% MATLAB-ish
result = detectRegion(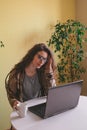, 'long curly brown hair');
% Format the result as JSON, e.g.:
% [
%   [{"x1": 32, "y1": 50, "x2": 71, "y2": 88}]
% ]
[{"x1": 10, "y1": 43, "x2": 55, "y2": 75}]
